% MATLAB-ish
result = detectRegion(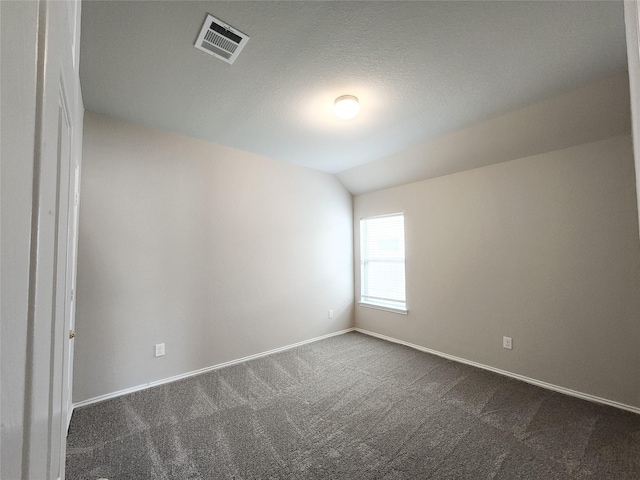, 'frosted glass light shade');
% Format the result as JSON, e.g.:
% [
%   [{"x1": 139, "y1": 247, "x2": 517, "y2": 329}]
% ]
[{"x1": 334, "y1": 95, "x2": 360, "y2": 120}]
